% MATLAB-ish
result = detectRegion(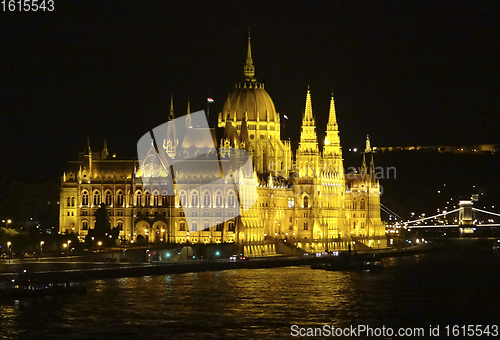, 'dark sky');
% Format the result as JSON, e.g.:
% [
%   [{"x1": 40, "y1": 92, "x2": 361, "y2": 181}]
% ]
[{"x1": 1, "y1": 0, "x2": 499, "y2": 180}]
